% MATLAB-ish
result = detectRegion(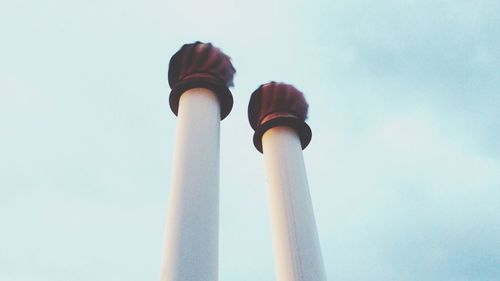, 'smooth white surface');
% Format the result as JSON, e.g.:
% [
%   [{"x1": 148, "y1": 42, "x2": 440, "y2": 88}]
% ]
[
  {"x1": 262, "y1": 126, "x2": 327, "y2": 281},
  {"x1": 160, "y1": 88, "x2": 221, "y2": 281}
]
